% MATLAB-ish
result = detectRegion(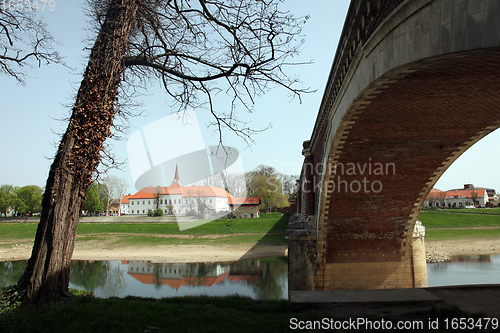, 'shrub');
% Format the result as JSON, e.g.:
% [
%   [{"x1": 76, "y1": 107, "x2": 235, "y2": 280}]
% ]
[
  {"x1": 186, "y1": 209, "x2": 196, "y2": 216},
  {"x1": 154, "y1": 208, "x2": 163, "y2": 217},
  {"x1": 147, "y1": 209, "x2": 154, "y2": 217}
]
